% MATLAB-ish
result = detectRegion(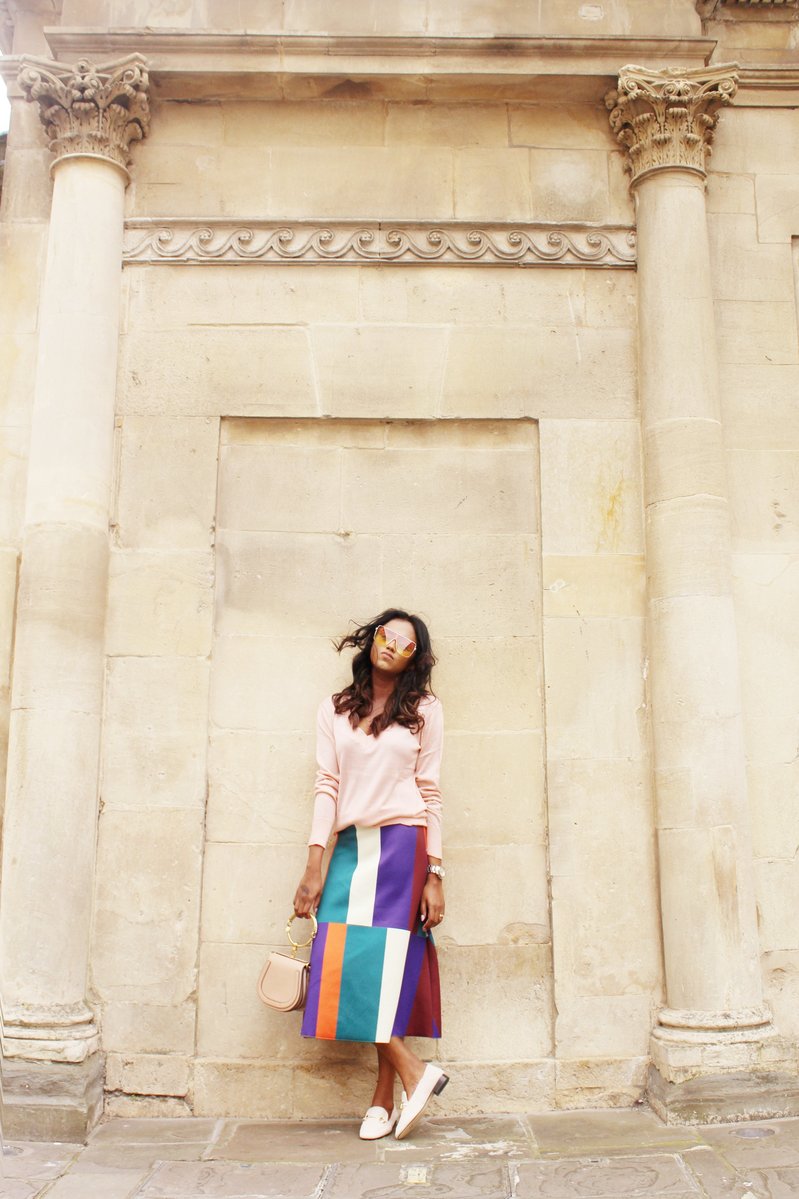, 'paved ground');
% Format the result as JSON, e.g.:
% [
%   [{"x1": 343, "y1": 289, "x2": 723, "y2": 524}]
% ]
[{"x1": 3, "y1": 1106, "x2": 799, "y2": 1198}]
